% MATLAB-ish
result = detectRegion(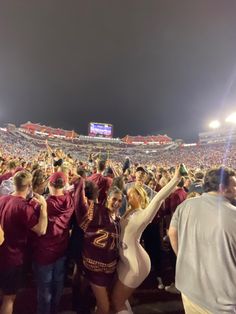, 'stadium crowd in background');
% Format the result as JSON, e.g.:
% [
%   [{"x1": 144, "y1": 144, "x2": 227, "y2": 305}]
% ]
[{"x1": 0, "y1": 129, "x2": 236, "y2": 314}]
